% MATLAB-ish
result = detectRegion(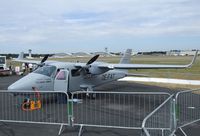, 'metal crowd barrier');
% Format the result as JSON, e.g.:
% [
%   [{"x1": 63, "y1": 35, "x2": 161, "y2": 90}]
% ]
[
  {"x1": 71, "y1": 91, "x2": 171, "y2": 136},
  {"x1": 0, "y1": 90, "x2": 69, "y2": 135},
  {"x1": 142, "y1": 88, "x2": 200, "y2": 136},
  {"x1": 142, "y1": 95, "x2": 176, "y2": 136},
  {"x1": 2, "y1": 89, "x2": 200, "y2": 136},
  {"x1": 175, "y1": 88, "x2": 200, "y2": 135}
]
